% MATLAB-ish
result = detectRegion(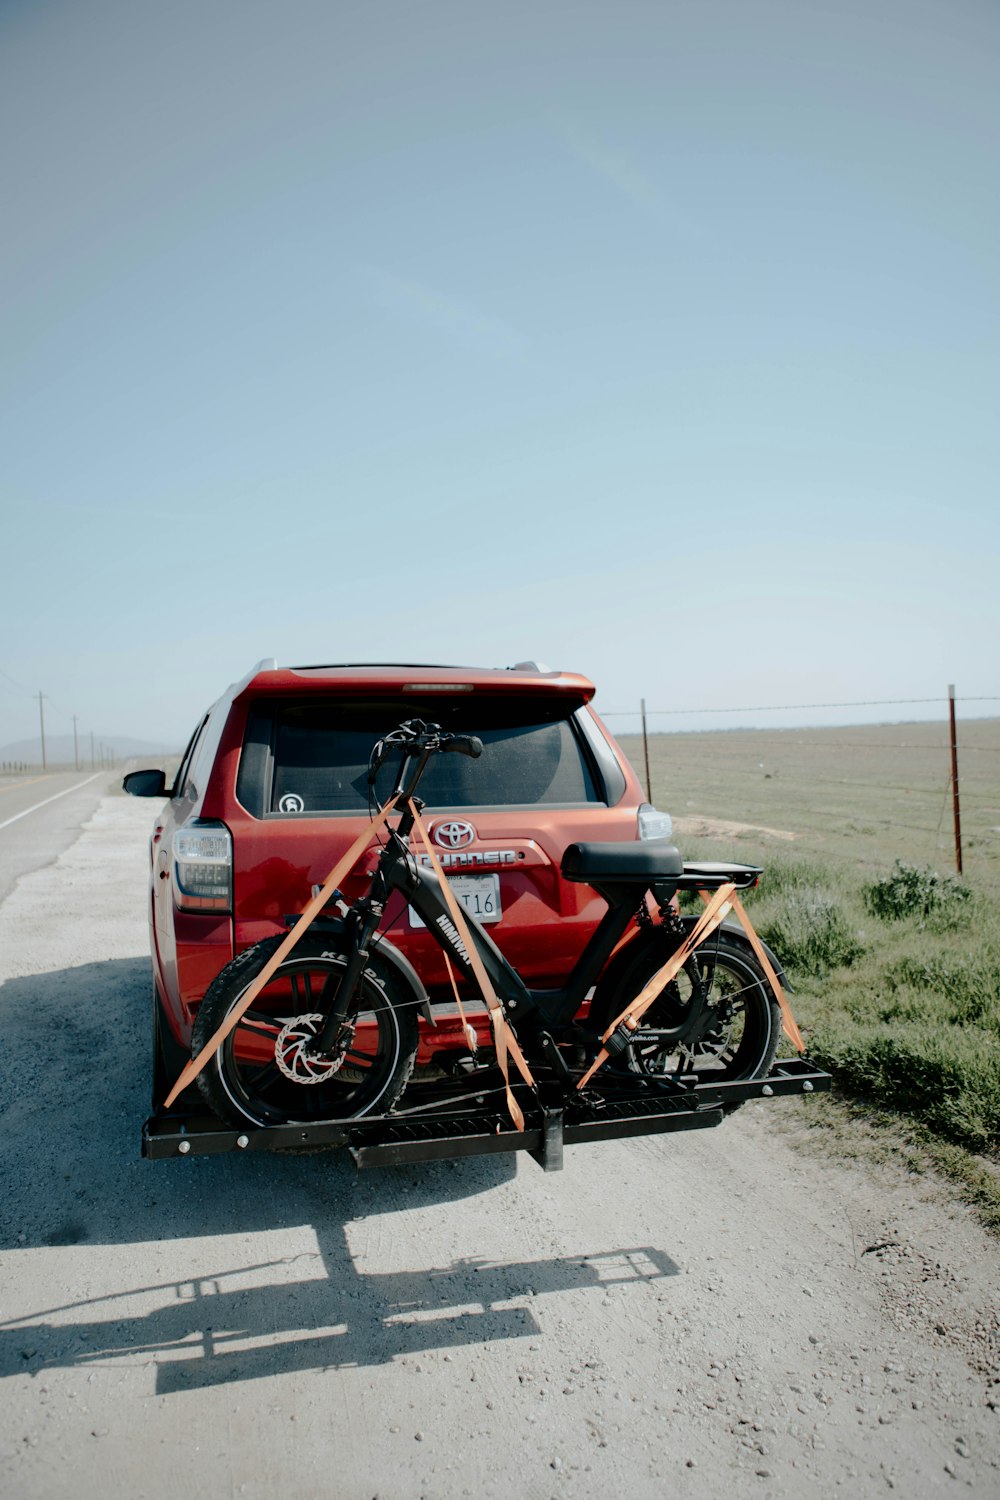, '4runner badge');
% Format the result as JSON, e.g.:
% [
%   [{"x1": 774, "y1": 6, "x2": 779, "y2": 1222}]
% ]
[{"x1": 432, "y1": 819, "x2": 475, "y2": 850}]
